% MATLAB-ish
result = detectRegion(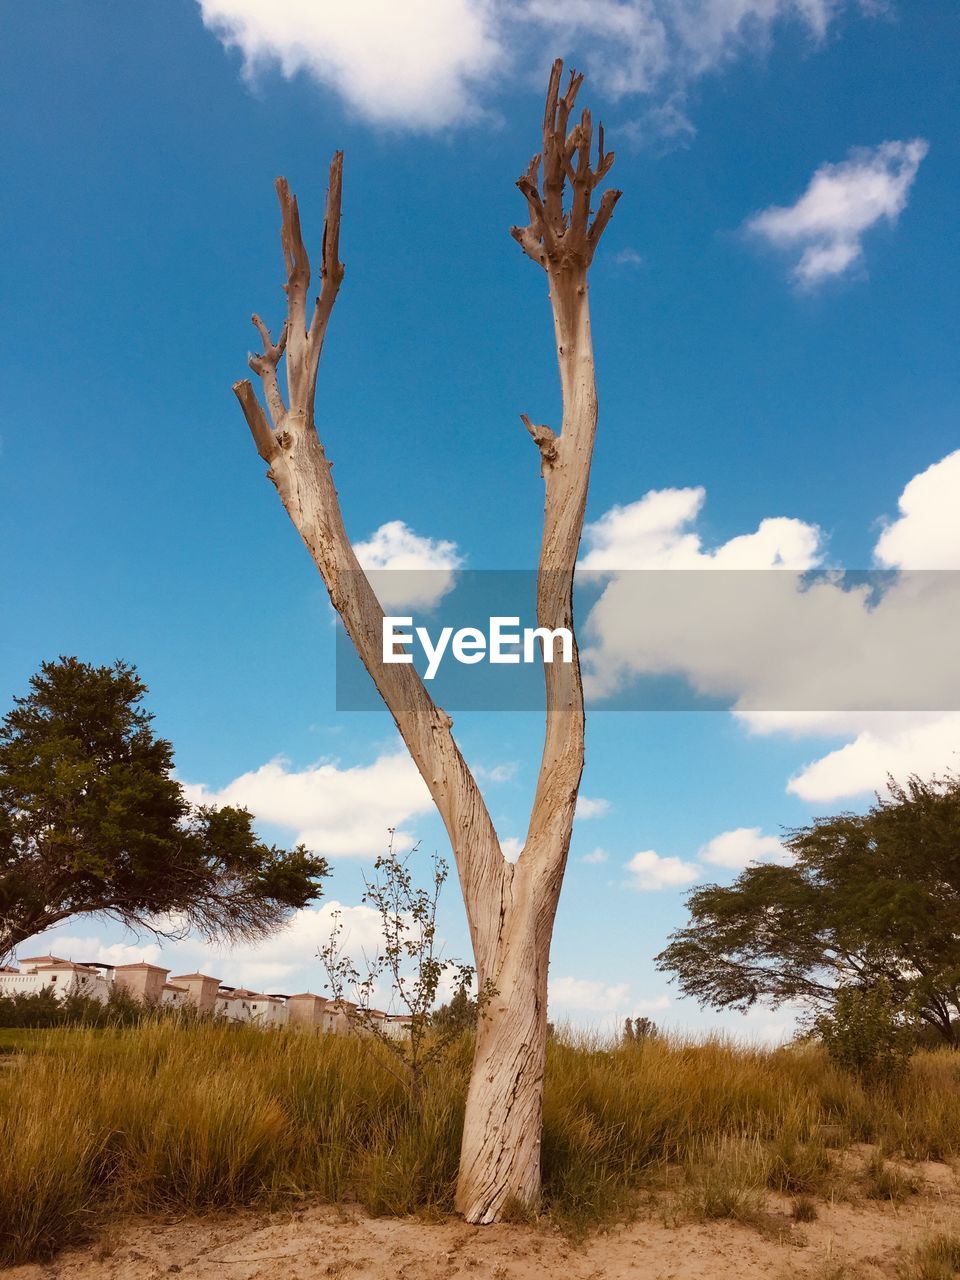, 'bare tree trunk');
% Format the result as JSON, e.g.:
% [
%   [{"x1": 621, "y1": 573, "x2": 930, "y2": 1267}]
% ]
[
  {"x1": 456, "y1": 862, "x2": 555, "y2": 1221},
  {"x1": 233, "y1": 59, "x2": 621, "y2": 1224}
]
